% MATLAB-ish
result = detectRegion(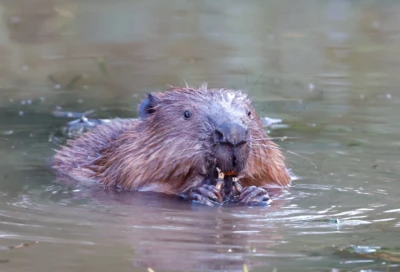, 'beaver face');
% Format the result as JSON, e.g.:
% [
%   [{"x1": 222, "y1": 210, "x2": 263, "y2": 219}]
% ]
[
  {"x1": 138, "y1": 87, "x2": 255, "y2": 176},
  {"x1": 209, "y1": 98, "x2": 251, "y2": 174}
]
